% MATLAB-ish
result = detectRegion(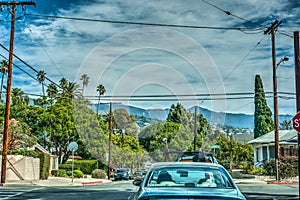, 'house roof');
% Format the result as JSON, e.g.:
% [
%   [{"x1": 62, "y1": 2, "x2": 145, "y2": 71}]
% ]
[{"x1": 248, "y1": 130, "x2": 297, "y2": 144}]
